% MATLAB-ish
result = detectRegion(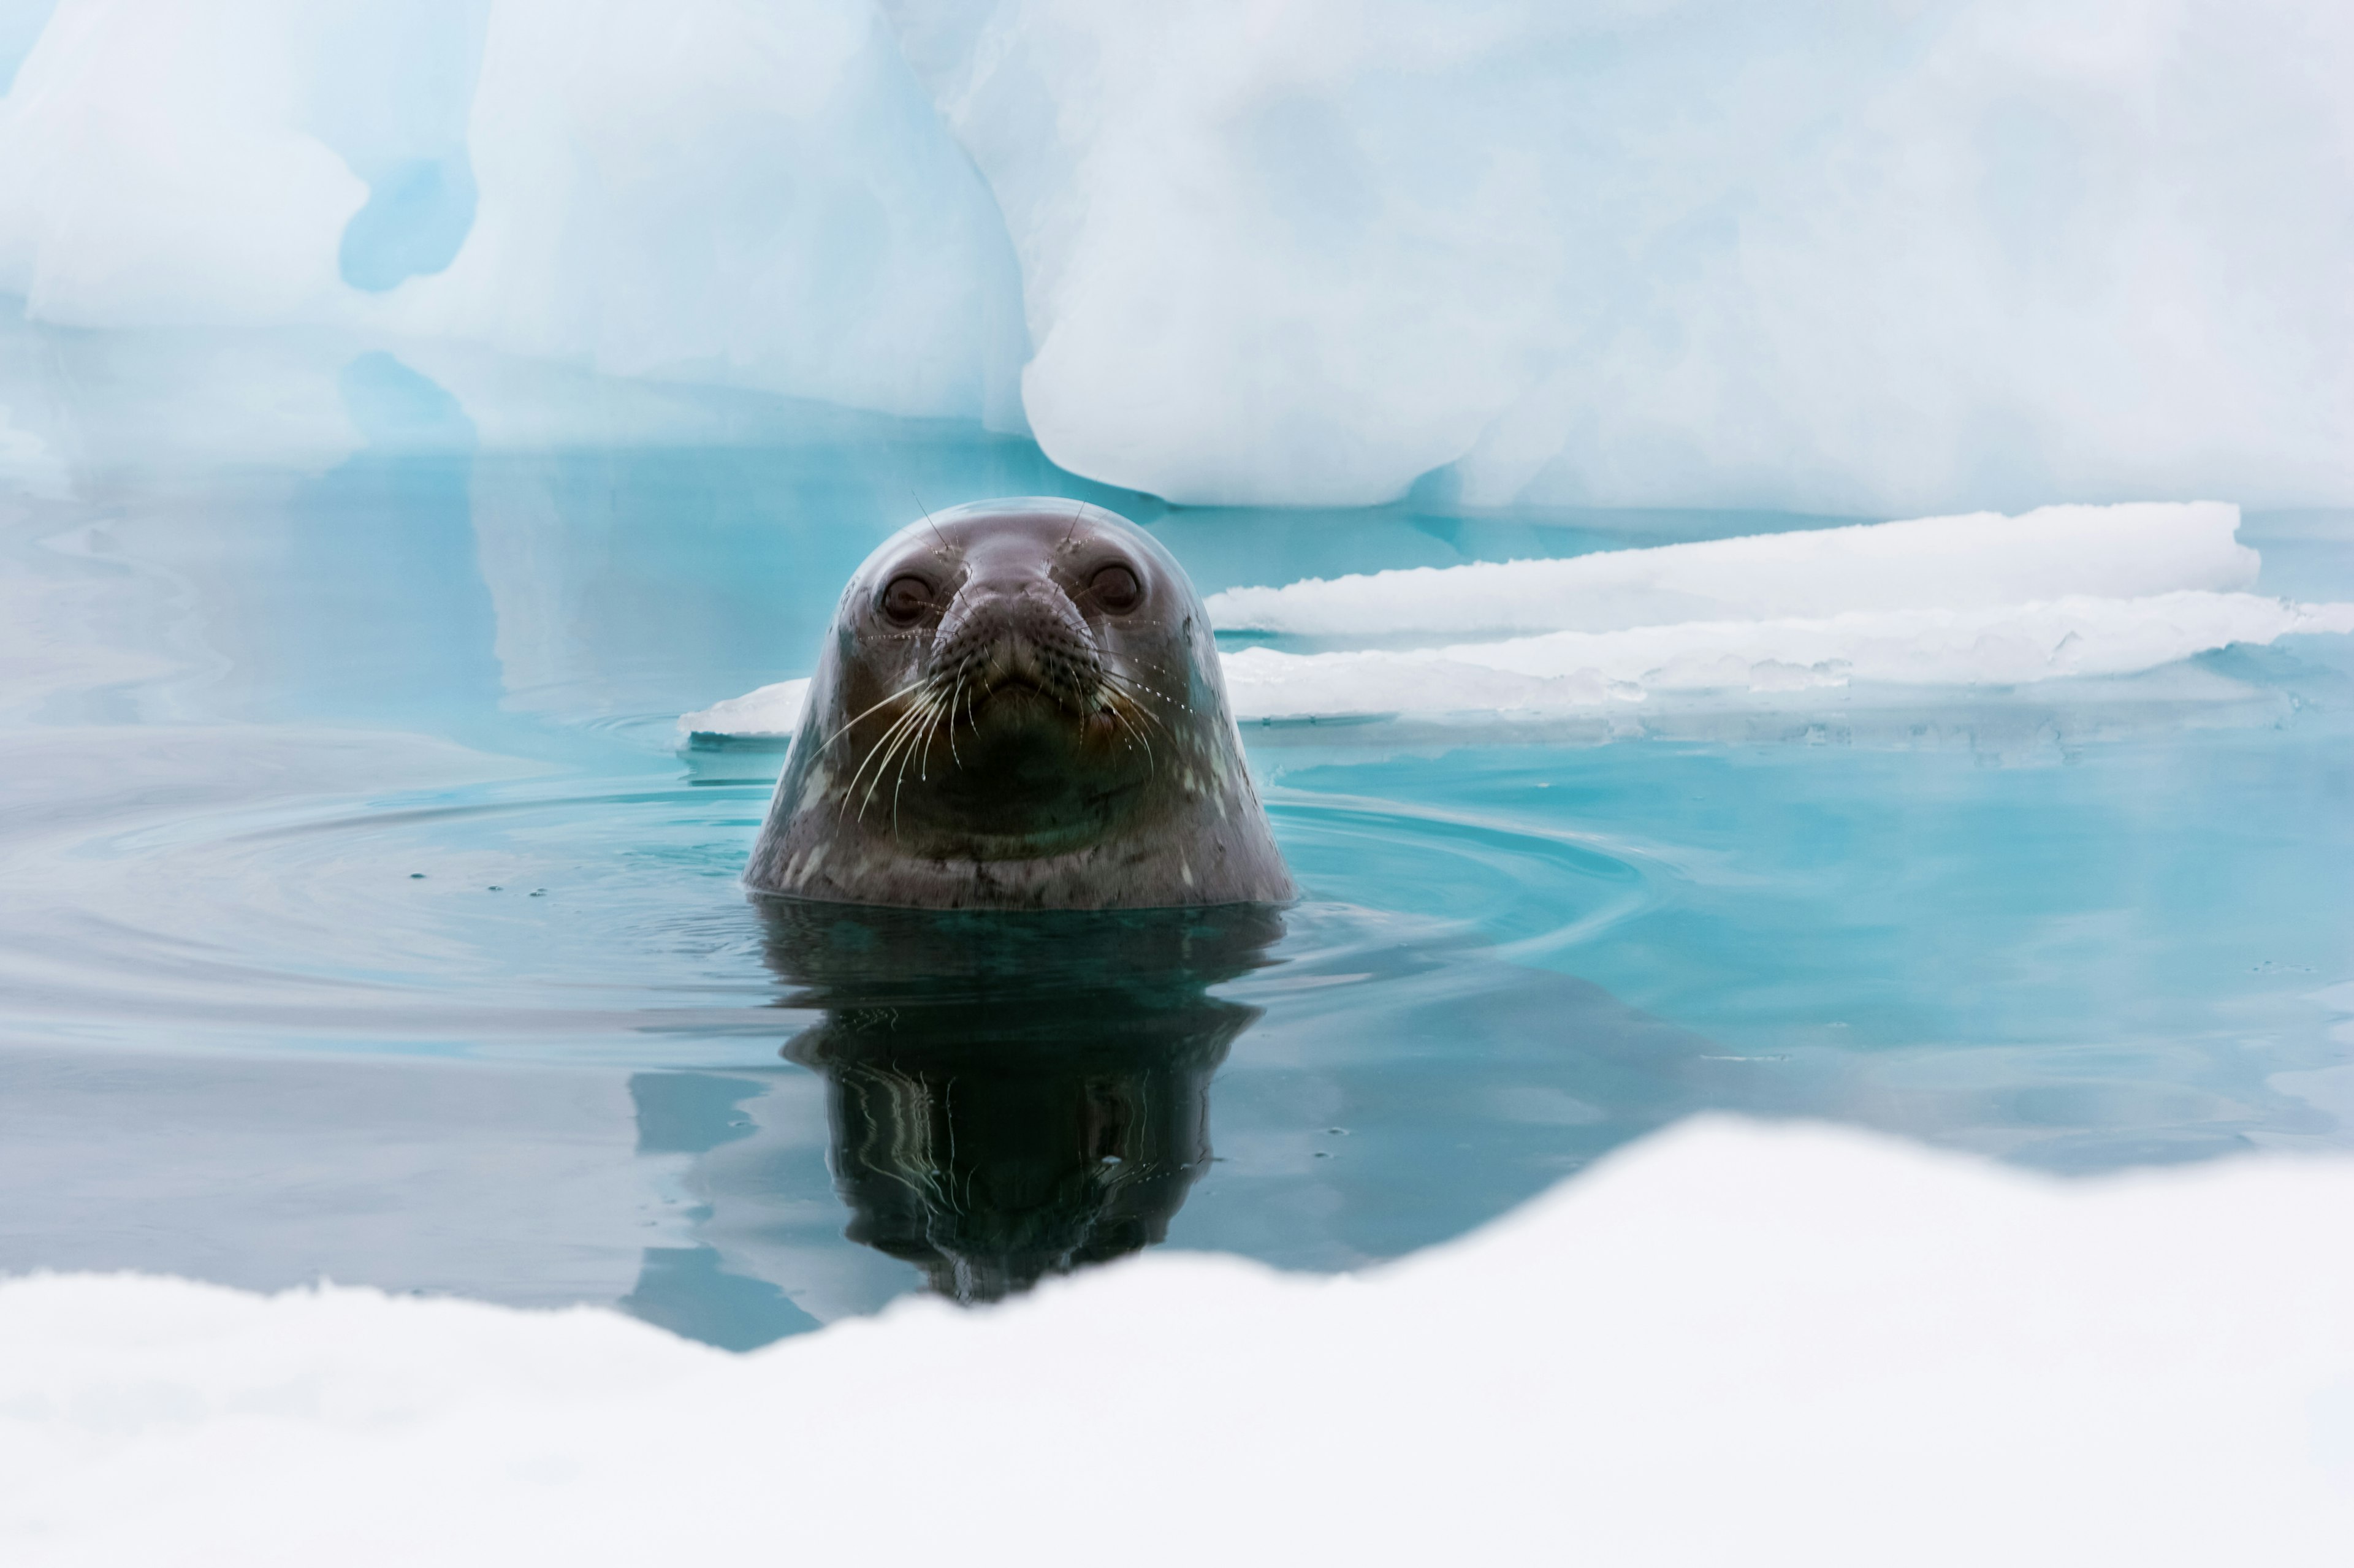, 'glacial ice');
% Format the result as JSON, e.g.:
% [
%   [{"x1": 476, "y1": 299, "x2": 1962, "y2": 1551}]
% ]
[
  {"x1": 888, "y1": 0, "x2": 2354, "y2": 511},
  {"x1": 0, "y1": 0, "x2": 1027, "y2": 423},
  {"x1": 5, "y1": 1, "x2": 2352, "y2": 510},
  {"x1": 9, "y1": 1118, "x2": 2354, "y2": 1562},
  {"x1": 381, "y1": 0, "x2": 1029, "y2": 423}
]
